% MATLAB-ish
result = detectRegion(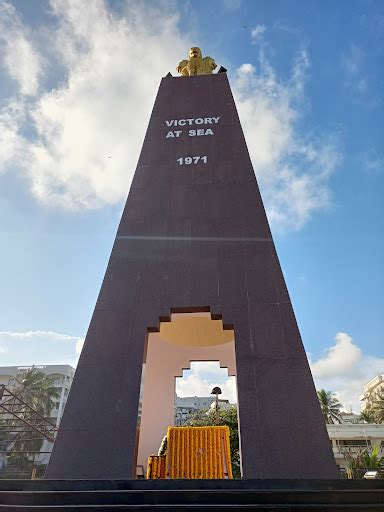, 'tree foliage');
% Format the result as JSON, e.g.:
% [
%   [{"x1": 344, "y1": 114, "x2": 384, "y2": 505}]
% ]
[
  {"x1": 360, "y1": 410, "x2": 377, "y2": 424},
  {"x1": 361, "y1": 390, "x2": 384, "y2": 424},
  {"x1": 348, "y1": 446, "x2": 384, "y2": 478},
  {"x1": 13, "y1": 368, "x2": 60, "y2": 415},
  {"x1": 370, "y1": 391, "x2": 384, "y2": 424},
  {"x1": 1, "y1": 368, "x2": 60, "y2": 467},
  {"x1": 0, "y1": 419, "x2": 8, "y2": 453},
  {"x1": 317, "y1": 389, "x2": 343, "y2": 424}
]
